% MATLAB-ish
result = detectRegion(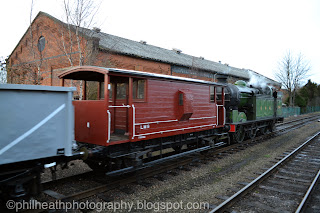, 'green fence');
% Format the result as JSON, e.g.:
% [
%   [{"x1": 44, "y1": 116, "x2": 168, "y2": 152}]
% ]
[
  {"x1": 301, "y1": 106, "x2": 320, "y2": 114},
  {"x1": 282, "y1": 106, "x2": 320, "y2": 118},
  {"x1": 282, "y1": 107, "x2": 301, "y2": 118}
]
